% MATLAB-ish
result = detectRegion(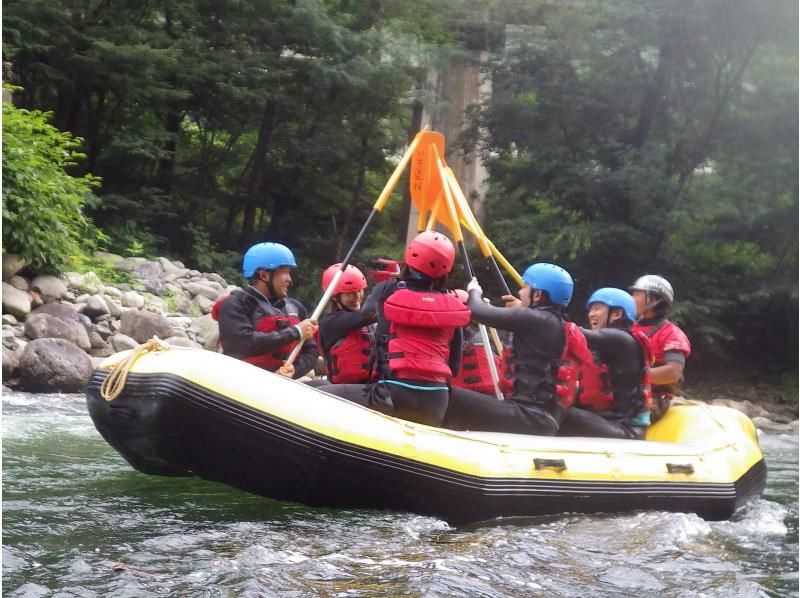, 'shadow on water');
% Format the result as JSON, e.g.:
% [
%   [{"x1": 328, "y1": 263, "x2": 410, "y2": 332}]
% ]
[{"x1": 3, "y1": 392, "x2": 798, "y2": 598}]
